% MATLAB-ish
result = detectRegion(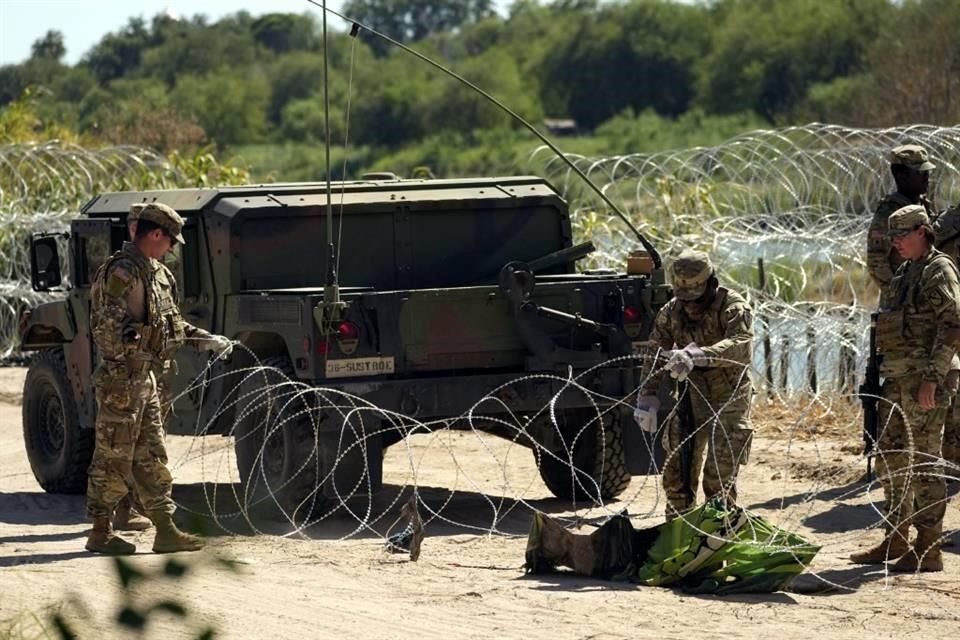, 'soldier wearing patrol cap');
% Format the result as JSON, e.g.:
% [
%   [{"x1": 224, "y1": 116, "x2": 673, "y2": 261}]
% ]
[
  {"x1": 850, "y1": 204, "x2": 960, "y2": 572},
  {"x1": 85, "y1": 201, "x2": 234, "y2": 555},
  {"x1": 634, "y1": 250, "x2": 754, "y2": 519},
  {"x1": 867, "y1": 144, "x2": 936, "y2": 290},
  {"x1": 110, "y1": 203, "x2": 159, "y2": 534}
]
